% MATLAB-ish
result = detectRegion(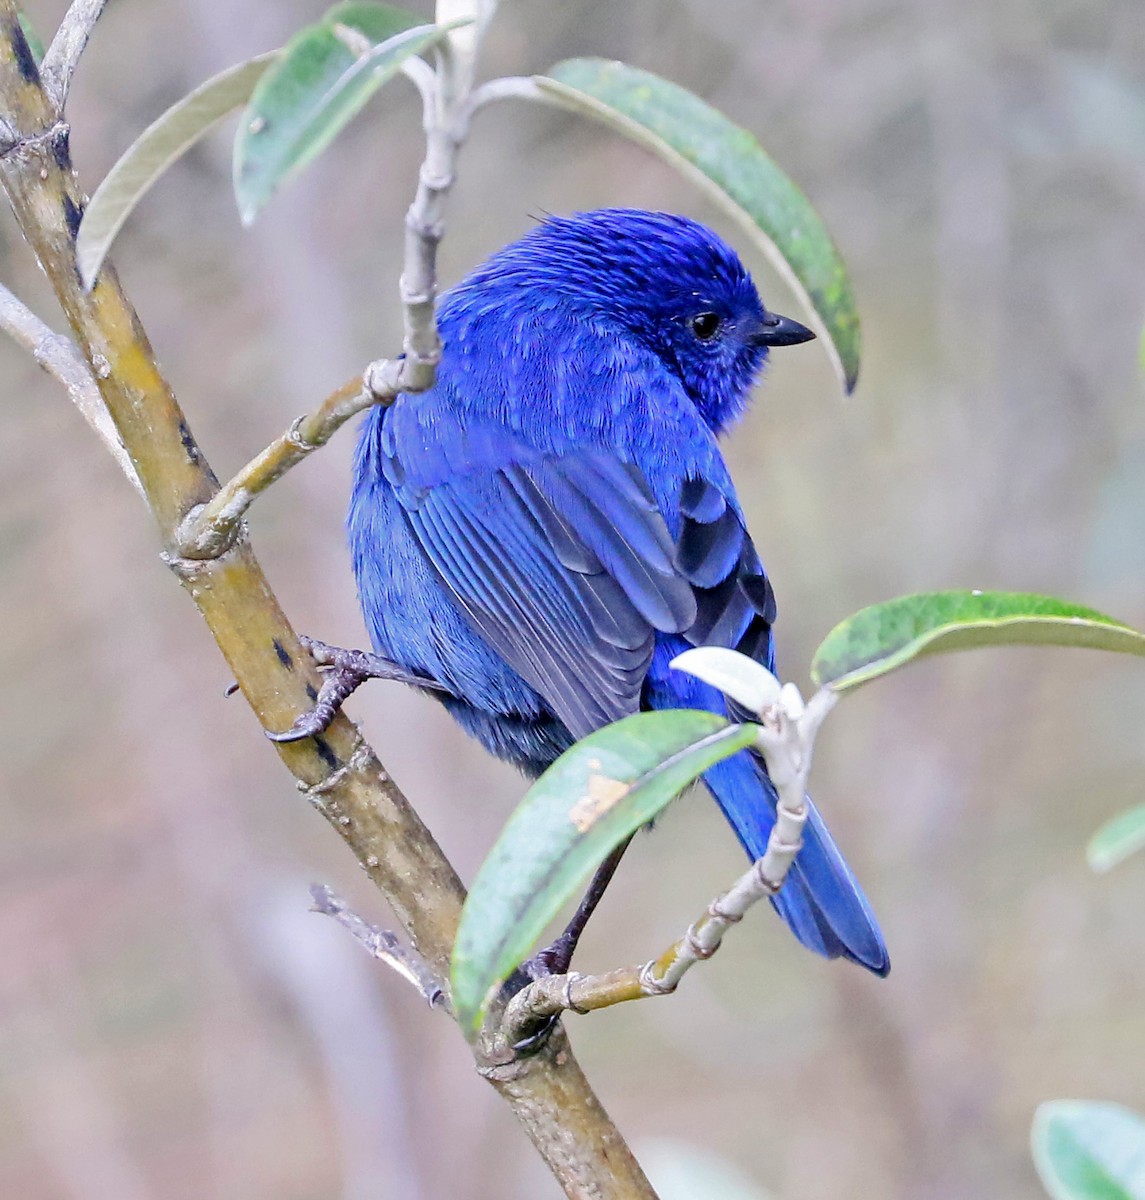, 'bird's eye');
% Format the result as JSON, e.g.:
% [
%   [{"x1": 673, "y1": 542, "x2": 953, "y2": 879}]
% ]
[{"x1": 689, "y1": 312, "x2": 722, "y2": 341}]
